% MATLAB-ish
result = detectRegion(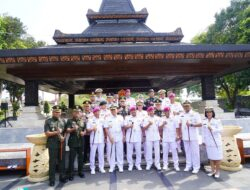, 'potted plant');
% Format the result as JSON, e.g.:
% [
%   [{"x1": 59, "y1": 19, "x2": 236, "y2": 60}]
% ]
[
  {"x1": 12, "y1": 101, "x2": 20, "y2": 120},
  {"x1": 43, "y1": 101, "x2": 50, "y2": 117}
]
